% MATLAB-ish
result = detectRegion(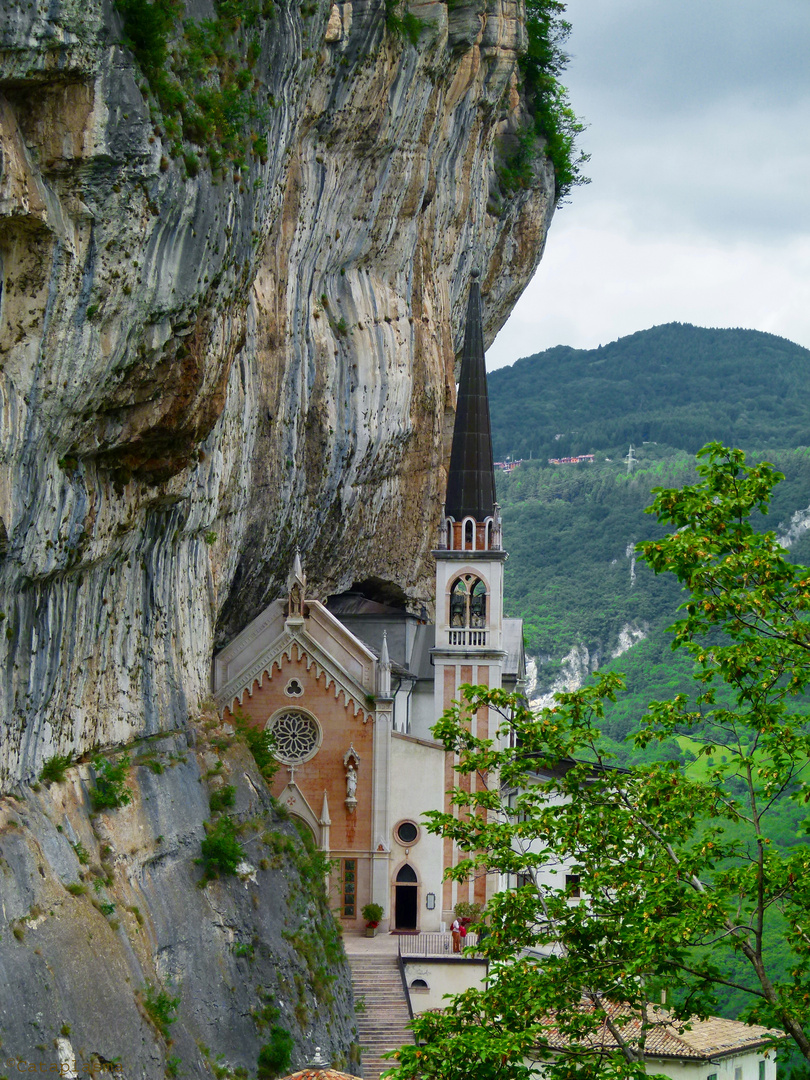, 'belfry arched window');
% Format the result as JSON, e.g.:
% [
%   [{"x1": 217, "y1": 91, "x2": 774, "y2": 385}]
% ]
[{"x1": 450, "y1": 575, "x2": 487, "y2": 628}]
